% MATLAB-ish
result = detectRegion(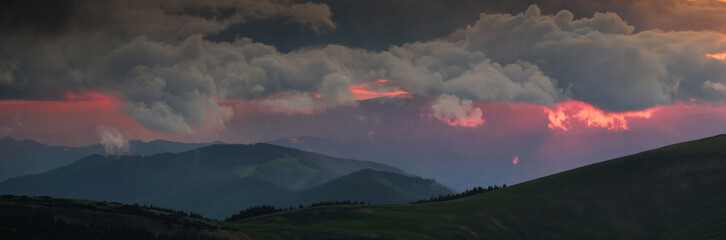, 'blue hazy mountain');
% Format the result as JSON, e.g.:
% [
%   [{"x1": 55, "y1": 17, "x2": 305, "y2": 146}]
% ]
[
  {"x1": 0, "y1": 137, "x2": 218, "y2": 181},
  {"x1": 0, "y1": 143, "x2": 450, "y2": 219}
]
